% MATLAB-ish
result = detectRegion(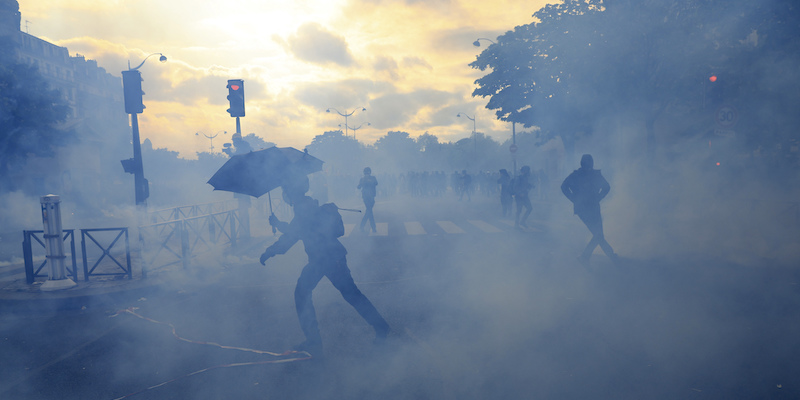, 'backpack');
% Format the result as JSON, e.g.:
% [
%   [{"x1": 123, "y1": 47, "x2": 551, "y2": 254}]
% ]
[{"x1": 318, "y1": 202, "x2": 345, "y2": 238}]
